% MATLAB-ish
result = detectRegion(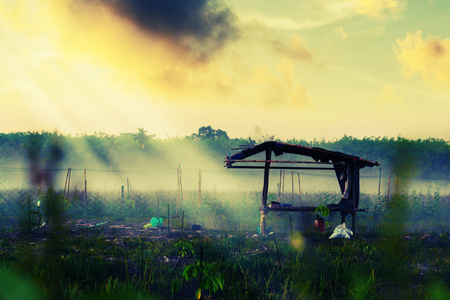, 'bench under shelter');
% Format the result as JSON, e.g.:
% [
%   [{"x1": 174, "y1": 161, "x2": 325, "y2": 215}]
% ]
[{"x1": 224, "y1": 141, "x2": 380, "y2": 235}]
